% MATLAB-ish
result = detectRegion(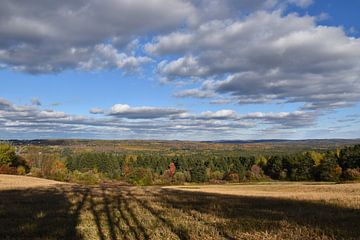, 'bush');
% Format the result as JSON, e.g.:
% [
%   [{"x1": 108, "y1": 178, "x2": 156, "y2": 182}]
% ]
[
  {"x1": 69, "y1": 170, "x2": 103, "y2": 185},
  {"x1": 246, "y1": 165, "x2": 266, "y2": 181},
  {"x1": 342, "y1": 168, "x2": 360, "y2": 181},
  {"x1": 16, "y1": 166, "x2": 26, "y2": 175},
  {"x1": 173, "y1": 171, "x2": 187, "y2": 184},
  {"x1": 30, "y1": 167, "x2": 43, "y2": 178},
  {"x1": 49, "y1": 160, "x2": 69, "y2": 182},
  {"x1": 0, "y1": 144, "x2": 17, "y2": 166},
  {"x1": 0, "y1": 165, "x2": 17, "y2": 174},
  {"x1": 224, "y1": 173, "x2": 240, "y2": 182},
  {"x1": 126, "y1": 168, "x2": 153, "y2": 186},
  {"x1": 190, "y1": 162, "x2": 208, "y2": 182},
  {"x1": 209, "y1": 170, "x2": 224, "y2": 181}
]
